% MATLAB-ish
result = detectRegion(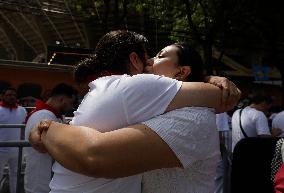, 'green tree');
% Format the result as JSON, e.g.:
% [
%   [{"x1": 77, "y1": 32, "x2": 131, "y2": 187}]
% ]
[{"x1": 66, "y1": 0, "x2": 284, "y2": 87}]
